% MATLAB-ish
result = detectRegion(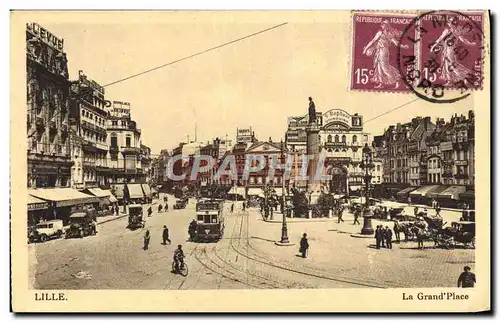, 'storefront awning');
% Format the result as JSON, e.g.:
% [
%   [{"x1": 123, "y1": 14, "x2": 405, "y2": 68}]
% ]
[
  {"x1": 397, "y1": 187, "x2": 416, "y2": 196},
  {"x1": 438, "y1": 186, "x2": 466, "y2": 200},
  {"x1": 333, "y1": 194, "x2": 346, "y2": 200},
  {"x1": 29, "y1": 188, "x2": 100, "y2": 208},
  {"x1": 459, "y1": 190, "x2": 475, "y2": 200},
  {"x1": 108, "y1": 194, "x2": 118, "y2": 203},
  {"x1": 141, "y1": 184, "x2": 152, "y2": 197},
  {"x1": 128, "y1": 184, "x2": 145, "y2": 199},
  {"x1": 247, "y1": 188, "x2": 264, "y2": 198},
  {"x1": 426, "y1": 185, "x2": 450, "y2": 199},
  {"x1": 349, "y1": 186, "x2": 362, "y2": 191},
  {"x1": 229, "y1": 186, "x2": 246, "y2": 196},
  {"x1": 28, "y1": 195, "x2": 49, "y2": 210},
  {"x1": 409, "y1": 185, "x2": 439, "y2": 197},
  {"x1": 87, "y1": 188, "x2": 111, "y2": 198}
]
